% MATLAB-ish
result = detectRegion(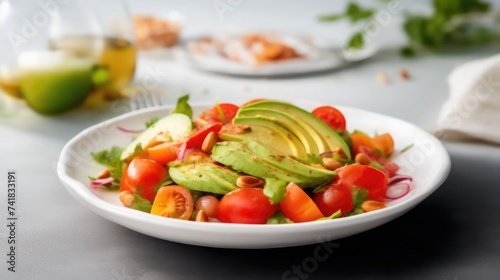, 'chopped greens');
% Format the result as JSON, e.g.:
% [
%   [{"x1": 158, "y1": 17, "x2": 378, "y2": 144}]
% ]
[
  {"x1": 319, "y1": 0, "x2": 499, "y2": 56},
  {"x1": 145, "y1": 117, "x2": 159, "y2": 128},
  {"x1": 263, "y1": 178, "x2": 287, "y2": 204},
  {"x1": 132, "y1": 194, "x2": 152, "y2": 213},
  {"x1": 90, "y1": 146, "x2": 125, "y2": 190},
  {"x1": 171, "y1": 94, "x2": 193, "y2": 118},
  {"x1": 267, "y1": 211, "x2": 293, "y2": 224}
]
